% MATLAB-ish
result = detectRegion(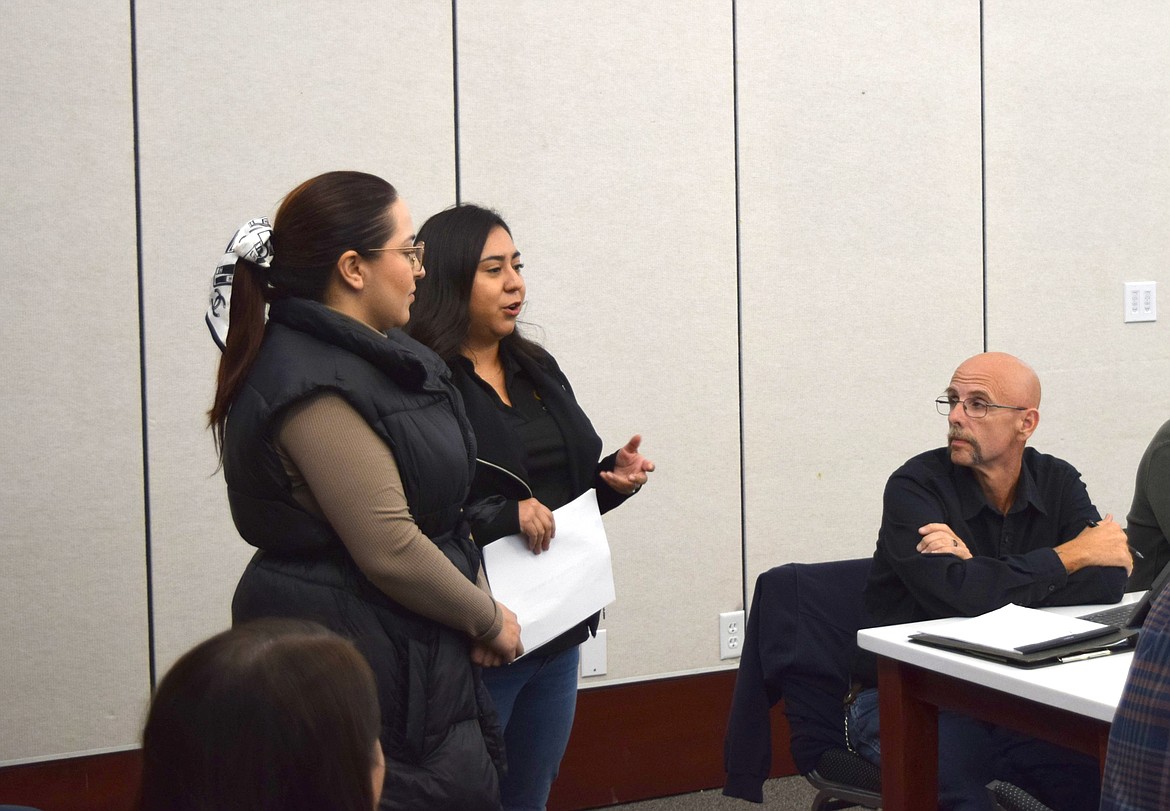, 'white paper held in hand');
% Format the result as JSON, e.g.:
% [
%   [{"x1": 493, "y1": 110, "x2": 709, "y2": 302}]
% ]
[{"x1": 481, "y1": 490, "x2": 616, "y2": 654}]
